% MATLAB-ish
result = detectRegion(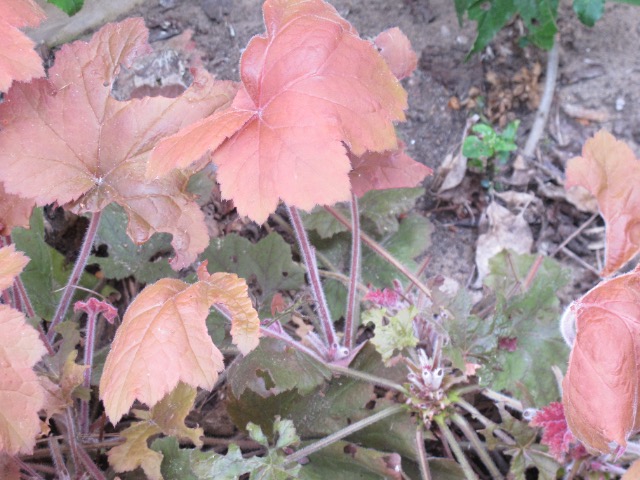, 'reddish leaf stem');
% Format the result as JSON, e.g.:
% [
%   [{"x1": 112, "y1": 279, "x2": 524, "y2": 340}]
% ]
[
  {"x1": 259, "y1": 325, "x2": 325, "y2": 363},
  {"x1": 63, "y1": 408, "x2": 82, "y2": 474},
  {"x1": 47, "y1": 437, "x2": 70, "y2": 479},
  {"x1": 11, "y1": 456, "x2": 45, "y2": 480},
  {"x1": 344, "y1": 194, "x2": 361, "y2": 351},
  {"x1": 47, "y1": 210, "x2": 102, "y2": 342},
  {"x1": 75, "y1": 443, "x2": 107, "y2": 480},
  {"x1": 324, "y1": 205, "x2": 432, "y2": 298},
  {"x1": 80, "y1": 311, "x2": 98, "y2": 435},
  {"x1": 286, "y1": 205, "x2": 338, "y2": 354}
]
